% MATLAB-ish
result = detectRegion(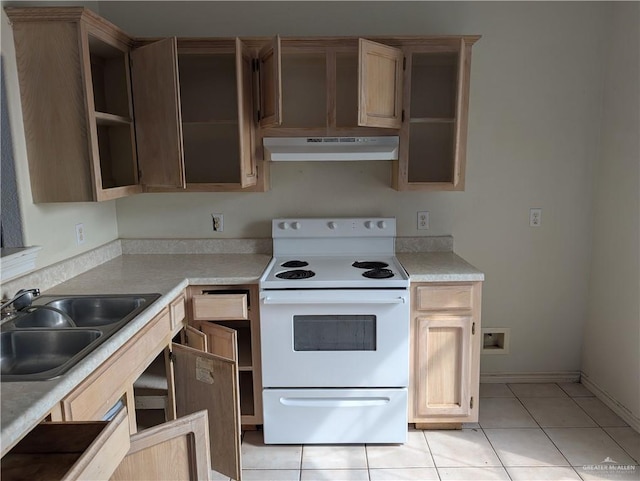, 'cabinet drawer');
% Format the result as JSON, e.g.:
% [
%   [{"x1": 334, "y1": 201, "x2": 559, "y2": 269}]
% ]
[
  {"x1": 170, "y1": 293, "x2": 186, "y2": 331},
  {"x1": 1, "y1": 408, "x2": 129, "y2": 481},
  {"x1": 416, "y1": 284, "x2": 473, "y2": 311},
  {"x1": 62, "y1": 309, "x2": 171, "y2": 421},
  {"x1": 192, "y1": 293, "x2": 248, "y2": 321}
]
